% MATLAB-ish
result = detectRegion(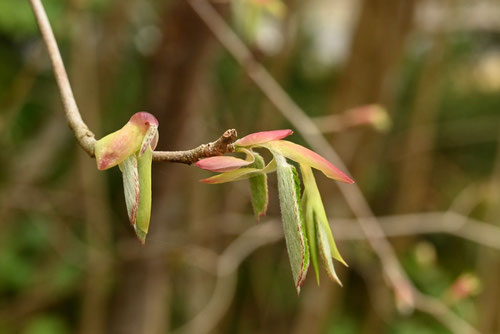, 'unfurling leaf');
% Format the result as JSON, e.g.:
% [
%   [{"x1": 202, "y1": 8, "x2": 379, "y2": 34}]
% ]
[
  {"x1": 262, "y1": 140, "x2": 354, "y2": 184},
  {"x1": 301, "y1": 164, "x2": 346, "y2": 286},
  {"x1": 118, "y1": 148, "x2": 153, "y2": 244},
  {"x1": 201, "y1": 158, "x2": 276, "y2": 184},
  {"x1": 248, "y1": 152, "x2": 268, "y2": 219},
  {"x1": 275, "y1": 154, "x2": 309, "y2": 294},
  {"x1": 195, "y1": 128, "x2": 354, "y2": 291},
  {"x1": 96, "y1": 112, "x2": 159, "y2": 244},
  {"x1": 301, "y1": 191, "x2": 319, "y2": 285},
  {"x1": 135, "y1": 146, "x2": 153, "y2": 244},
  {"x1": 95, "y1": 112, "x2": 159, "y2": 170},
  {"x1": 195, "y1": 148, "x2": 256, "y2": 172},
  {"x1": 120, "y1": 155, "x2": 139, "y2": 225},
  {"x1": 235, "y1": 129, "x2": 293, "y2": 147}
]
